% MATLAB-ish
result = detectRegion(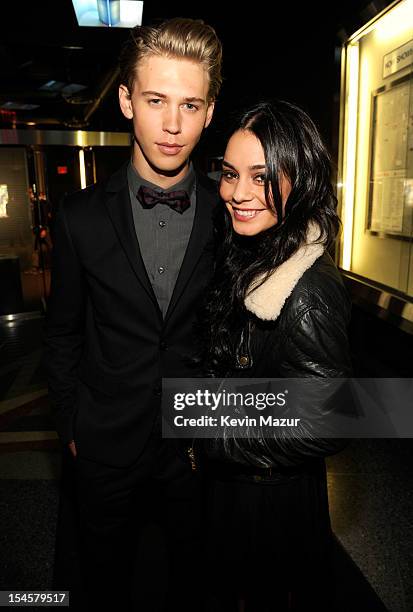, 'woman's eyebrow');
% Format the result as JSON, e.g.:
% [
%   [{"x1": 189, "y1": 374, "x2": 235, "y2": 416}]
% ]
[
  {"x1": 222, "y1": 160, "x2": 235, "y2": 169},
  {"x1": 222, "y1": 161, "x2": 266, "y2": 170}
]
